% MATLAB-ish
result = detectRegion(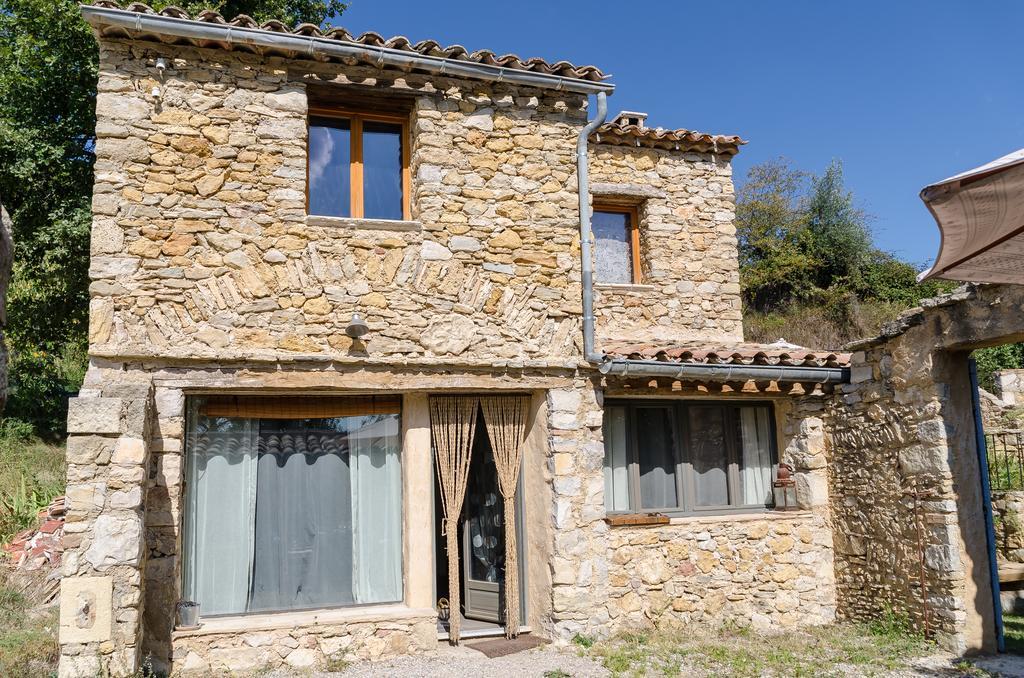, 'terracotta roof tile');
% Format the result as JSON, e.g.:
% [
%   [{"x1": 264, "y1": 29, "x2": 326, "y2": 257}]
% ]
[
  {"x1": 592, "y1": 122, "x2": 746, "y2": 155},
  {"x1": 602, "y1": 341, "x2": 851, "y2": 368},
  {"x1": 86, "y1": 1, "x2": 609, "y2": 83}
]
